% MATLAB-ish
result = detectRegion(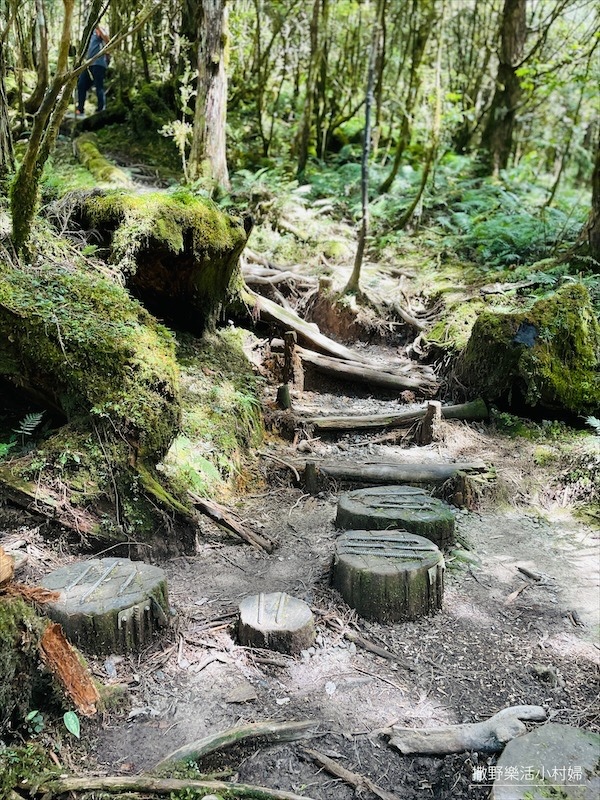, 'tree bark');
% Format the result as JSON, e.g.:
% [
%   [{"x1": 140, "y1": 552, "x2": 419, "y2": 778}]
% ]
[
  {"x1": 189, "y1": 0, "x2": 230, "y2": 189},
  {"x1": 586, "y1": 131, "x2": 600, "y2": 266},
  {"x1": 0, "y1": 36, "x2": 14, "y2": 184},
  {"x1": 480, "y1": 0, "x2": 526, "y2": 174},
  {"x1": 24, "y1": 0, "x2": 49, "y2": 113}
]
